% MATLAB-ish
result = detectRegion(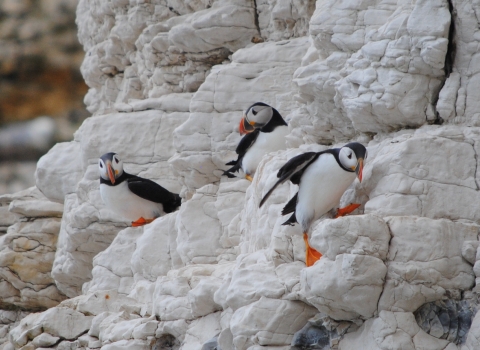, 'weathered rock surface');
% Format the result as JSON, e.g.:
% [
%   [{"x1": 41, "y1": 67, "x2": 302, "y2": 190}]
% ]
[
  {"x1": 4, "y1": 0, "x2": 480, "y2": 349},
  {"x1": 0, "y1": 311, "x2": 29, "y2": 349},
  {"x1": 340, "y1": 311, "x2": 452, "y2": 350},
  {"x1": 0, "y1": 187, "x2": 66, "y2": 311},
  {"x1": 379, "y1": 216, "x2": 477, "y2": 313}
]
